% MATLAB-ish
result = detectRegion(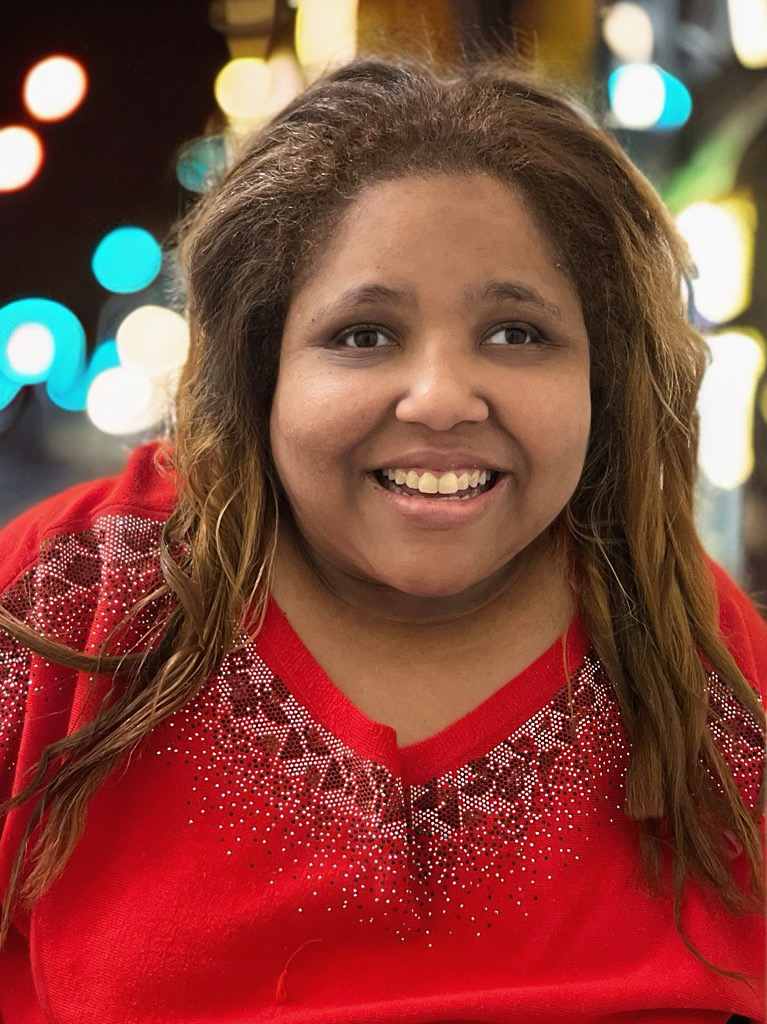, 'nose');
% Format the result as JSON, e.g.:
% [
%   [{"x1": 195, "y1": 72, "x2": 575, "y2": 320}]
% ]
[{"x1": 394, "y1": 345, "x2": 489, "y2": 431}]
